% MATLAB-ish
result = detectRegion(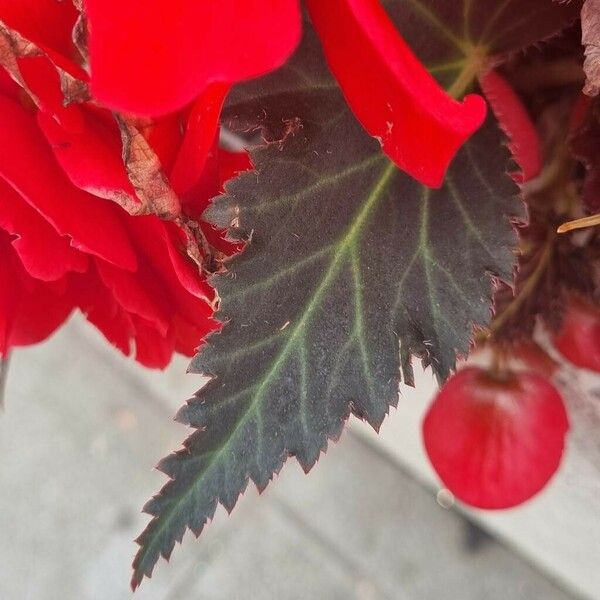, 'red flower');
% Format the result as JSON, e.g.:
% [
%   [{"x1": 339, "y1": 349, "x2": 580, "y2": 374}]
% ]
[
  {"x1": 423, "y1": 367, "x2": 569, "y2": 509},
  {"x1": 0, "y1": 2, "x2": 250, "y2": 368},
  {"x1": 307, "y1": 0, "x2": 486, "y2": 188},
  {"x1": 480, "y1": 70, "x2": 542, "y2": 184},
  {"x1": 83, "y1": 0, "x2": 484, "y2": 188},
  {"x1": 555, "y1": 296, "x2": 600, "y2": 373}
]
